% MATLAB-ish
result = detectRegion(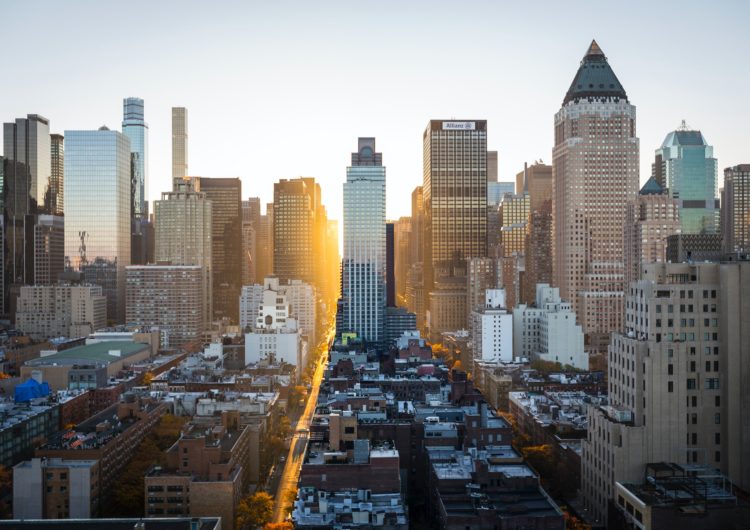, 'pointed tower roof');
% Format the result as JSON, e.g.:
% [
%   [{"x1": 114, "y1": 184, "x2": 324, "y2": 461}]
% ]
[
  {"x1": 563, "y1": 40, "x2": 628, "y2": 105},
  {"x1": 639, "y1": 176, "x2": 664, "y2": 195}
]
